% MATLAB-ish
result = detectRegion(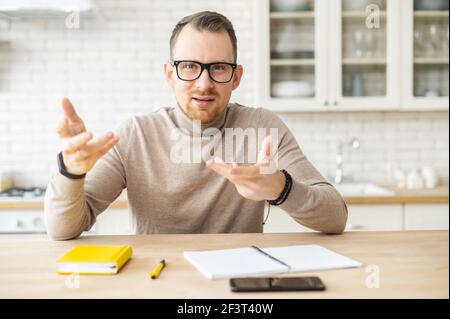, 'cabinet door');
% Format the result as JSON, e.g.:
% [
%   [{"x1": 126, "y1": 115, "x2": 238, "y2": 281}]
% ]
[
  {"x1": 0, "y1": 210, "x2": 46, "y2": 234},
  {"x1": 329, "y1": 0, "x2": 401, "y2": 110},
  {"x1": 256, "y1": 0, "x2": 330, "y2": 111},
  {"x1": 263, "y1": 206, "x2": 314, "y2": 232},
  {"x1": 346, "y1": 204, "x2": 403, "y2": 231},
  {"x1": 96, "y1": 208, "x2": 134, "y2": 235},
  {"x1": 400, "y1": 0, "x2": 449, "y2": 110},
  {"x1": 404, "y1": 204, "x2": 449, "y2": 230}
]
